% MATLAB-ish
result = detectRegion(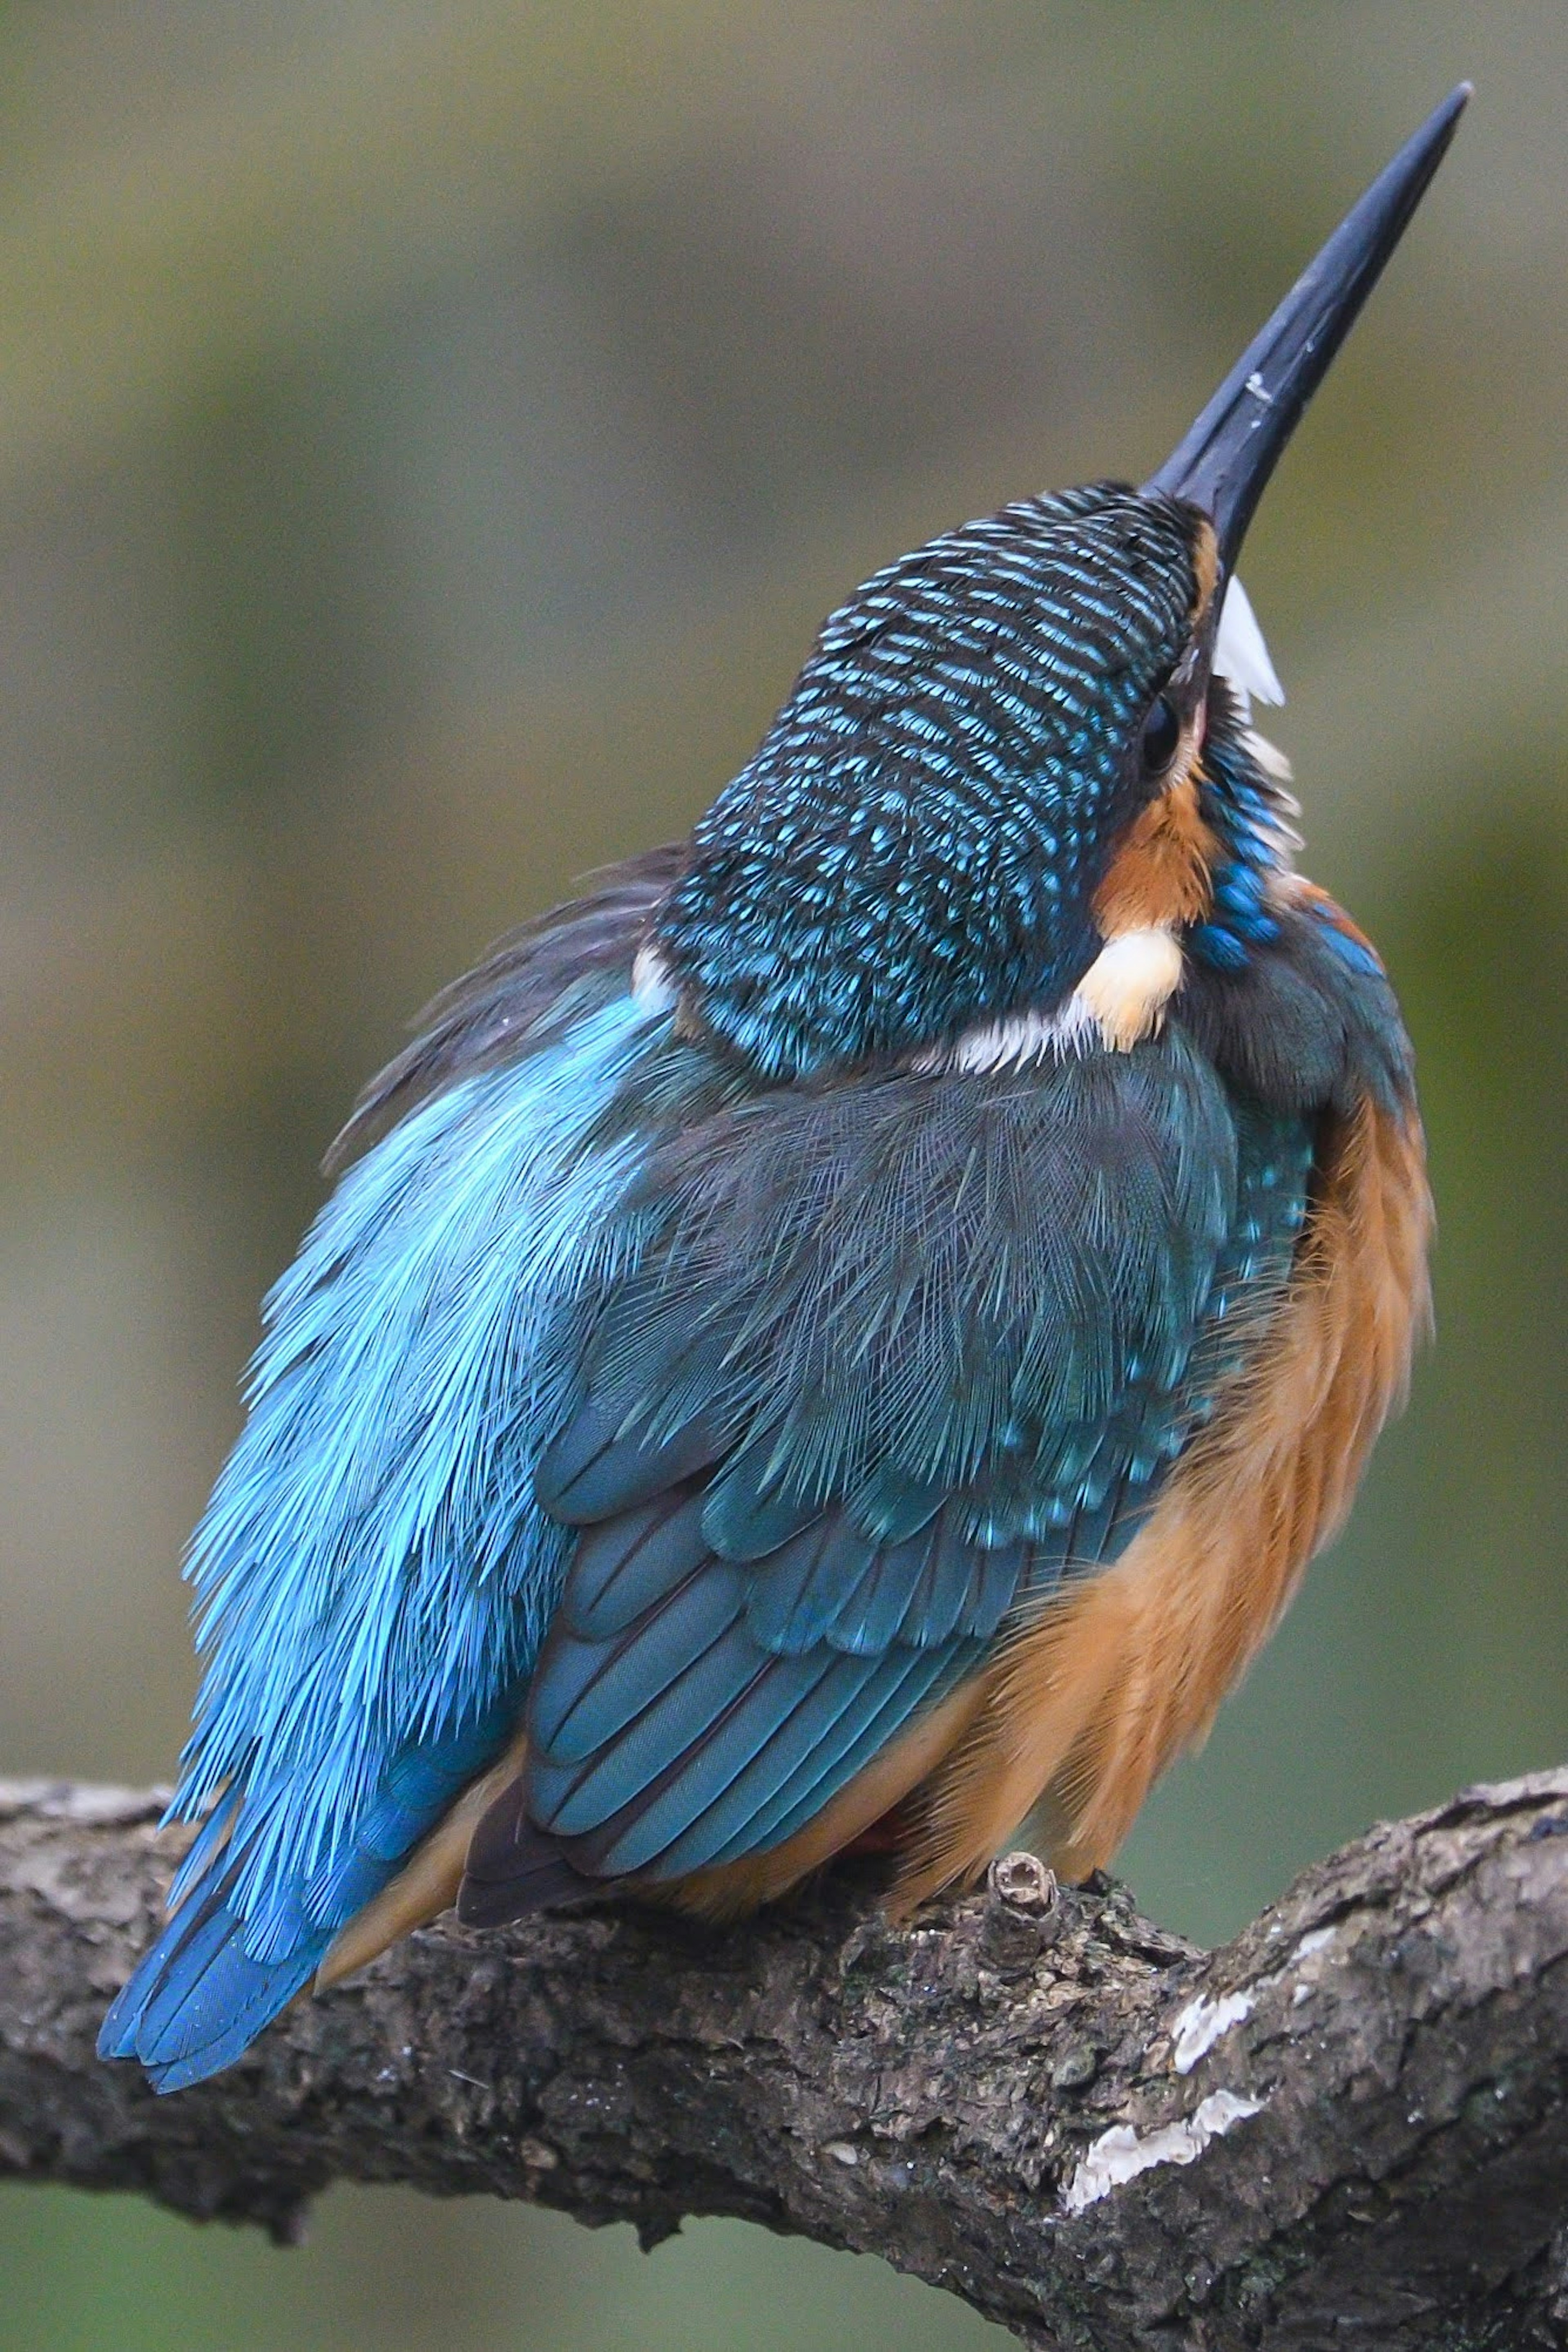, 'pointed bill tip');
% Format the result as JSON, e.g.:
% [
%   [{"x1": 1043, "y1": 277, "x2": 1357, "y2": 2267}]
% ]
[{"x1": 1146, "y1": 85, "x2": 1471, "y2": 574}]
